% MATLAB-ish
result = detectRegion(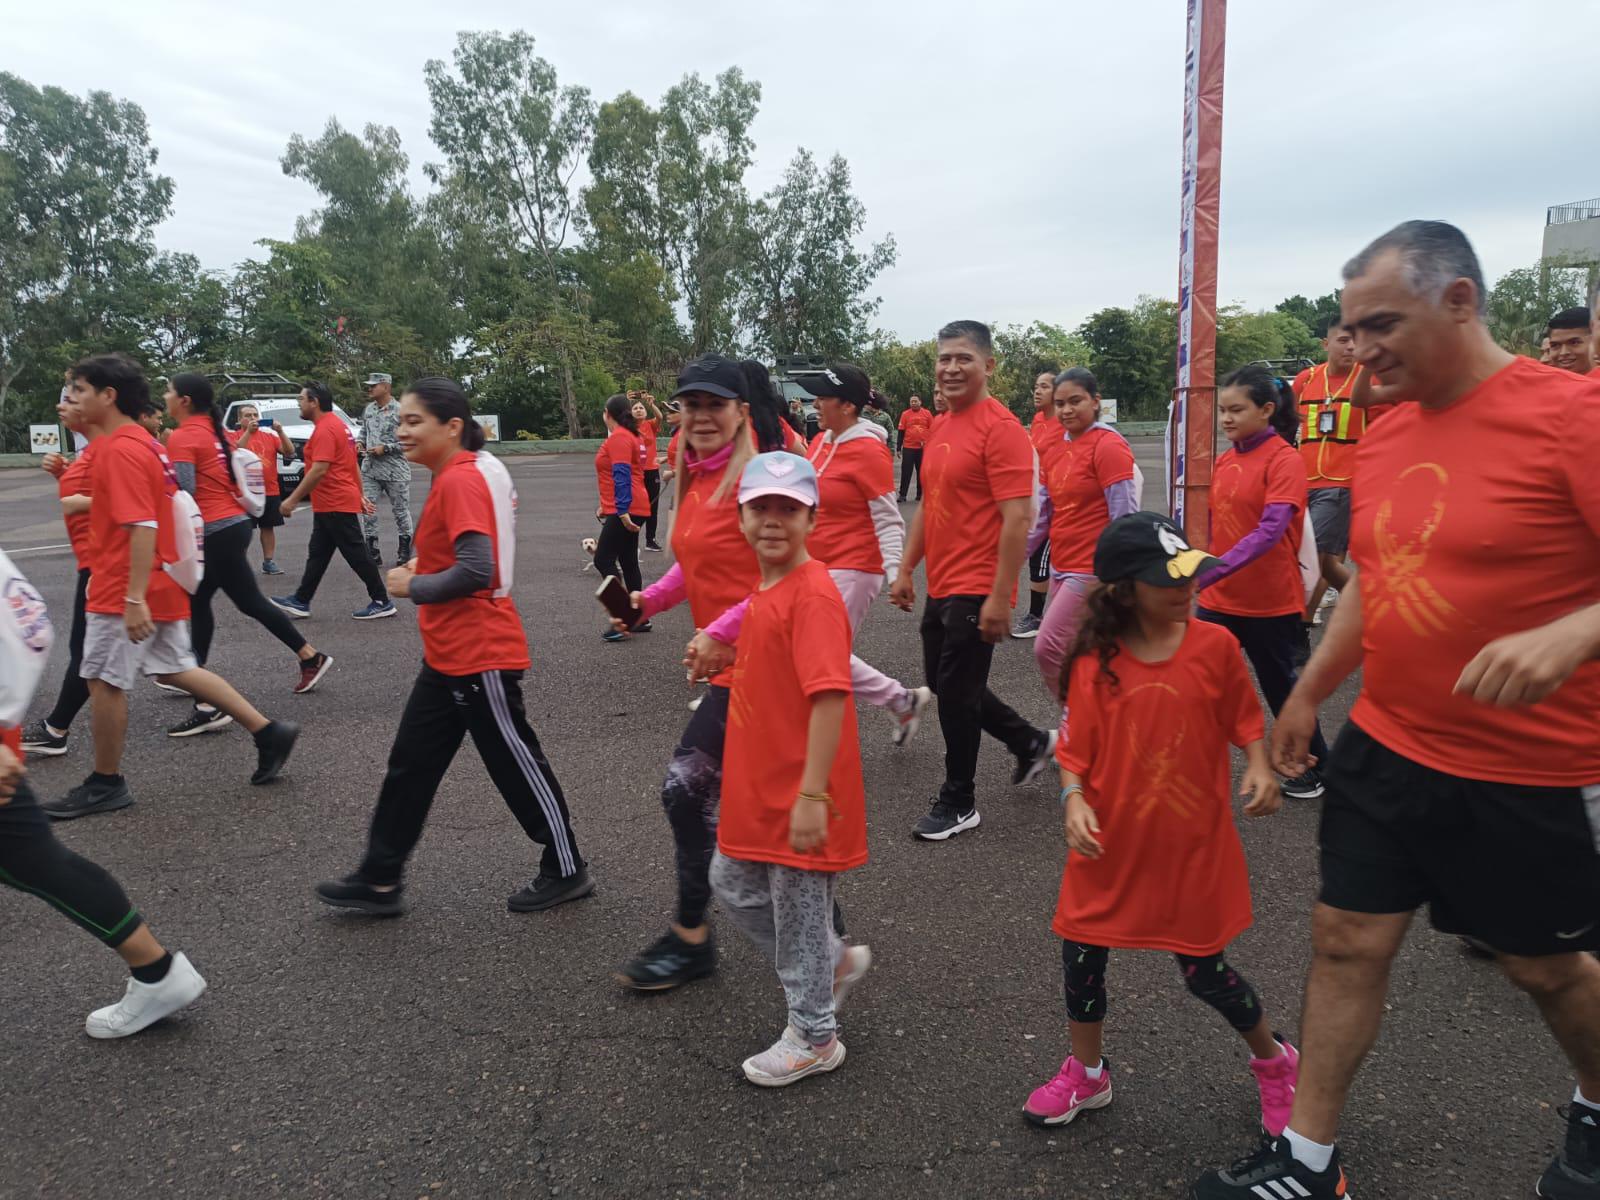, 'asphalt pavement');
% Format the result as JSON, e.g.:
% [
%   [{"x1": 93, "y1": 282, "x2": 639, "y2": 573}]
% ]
[{"x1": 0, "y1": 443, "x2": 1567, "y2": 1199}]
